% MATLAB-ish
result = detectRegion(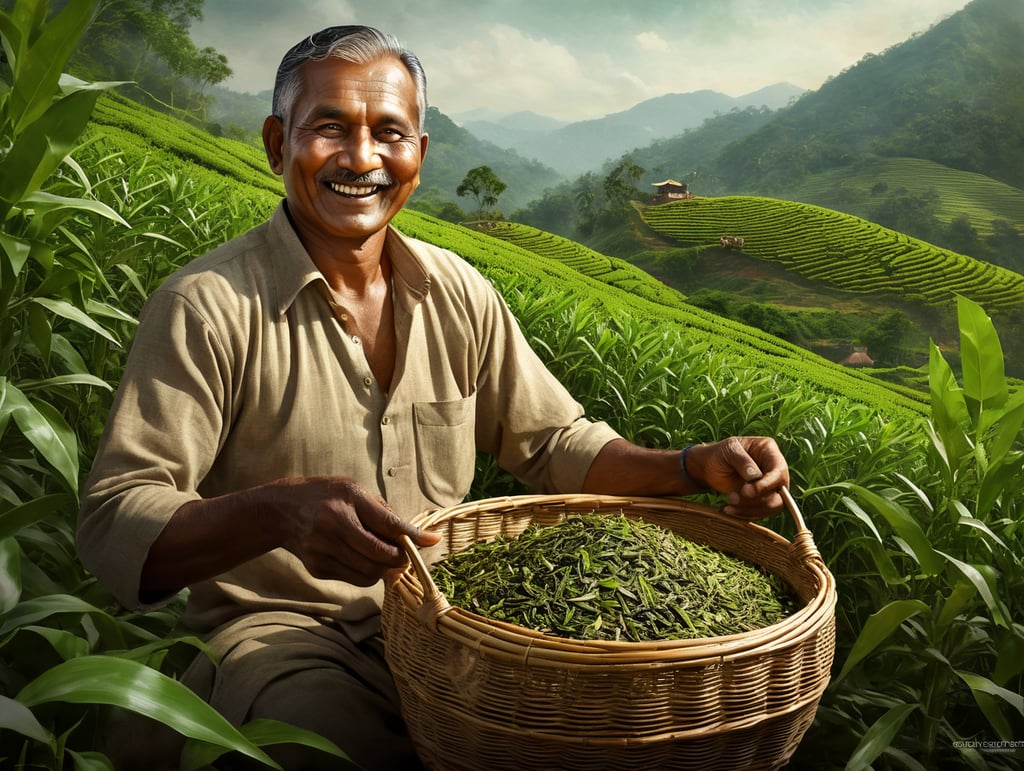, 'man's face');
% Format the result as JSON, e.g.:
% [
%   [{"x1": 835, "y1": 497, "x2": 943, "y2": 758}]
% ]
[{"x1": 264, "y1": 56, "x2": 428, "y2": 249}]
